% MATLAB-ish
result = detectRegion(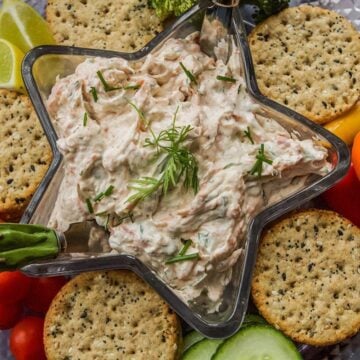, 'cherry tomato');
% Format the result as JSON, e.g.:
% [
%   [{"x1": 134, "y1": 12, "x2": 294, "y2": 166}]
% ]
[
  {"x1": 10, "y1": 316, "x2": 46, "y2": 360},
  {"x1": 0, "y1": 302, "x2": 23, "y2": 329},
  {"x1": 352, "y1": 132, "x2": 360, "y2": 181},
  {"x1": 24, "y1": 276, "x2": 67, "y2": 313},
  {"x1": 322, "y1": 164, "x2": 360, "y2": 227},
  {"x1": 0, "y1": 271, "x2": 32, "y2": 304}
]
